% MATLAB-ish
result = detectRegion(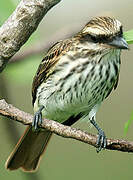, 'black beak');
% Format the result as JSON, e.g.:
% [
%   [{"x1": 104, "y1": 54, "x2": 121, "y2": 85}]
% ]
[{"x1": 108, "y1": 36, "x2": 128, "y2": 49}]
